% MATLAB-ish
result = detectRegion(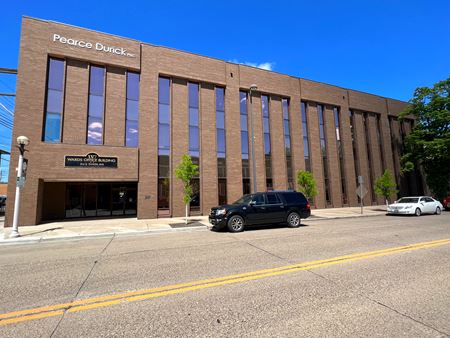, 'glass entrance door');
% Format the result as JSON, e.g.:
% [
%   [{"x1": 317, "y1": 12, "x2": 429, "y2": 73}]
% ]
[{"x1": 65, "y1": 182, "x2": 137, "y2": 219}]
